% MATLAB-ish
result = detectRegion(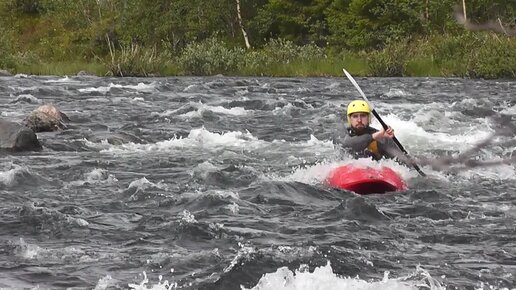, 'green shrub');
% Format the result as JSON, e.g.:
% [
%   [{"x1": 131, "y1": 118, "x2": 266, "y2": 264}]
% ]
[
  {"x1": 404, "y1": 57, "x2": 442, "y2": 77},
  {"x1": 104, "y1": 39, "x2": 170, "y2": 77},
  {"x1": 178, "y1": 37, "x2": 245, "y2": 75},
  {"x1": 242, "y1": 50, "x2": 269, "y2": 72},
  {"x1": 0, "y1": 27, "x2": 15, "y2": 70},
  {"x1": 240, "y1": 39, "x2": 326, "y2": 74},
  {"x1": 367, "y1": 42, "x2": 409, "y2": 76},
  {"x1": 0, "y1": 30, "x2": 42, "y2": 73},
  {"x1": 467, "y1": 36, "x2": 516, "y2": 79},
  {"x1": 261, "y1": 39, "x2": 325, "y2": 63},
  {"x1": 430, "y1": 33, "x2": 475, "y2": 61}
]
